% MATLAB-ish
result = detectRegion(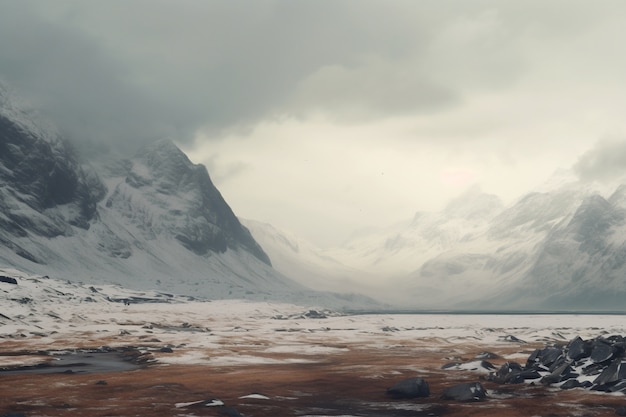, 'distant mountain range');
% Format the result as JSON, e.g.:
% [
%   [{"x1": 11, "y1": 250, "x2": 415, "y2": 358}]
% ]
[
  {"x1": 247, "y1": 177, "x2": 626, "y2": 312},
  {"x1": 0, "y1": 85, "x2": 375, "y2": 310}
]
